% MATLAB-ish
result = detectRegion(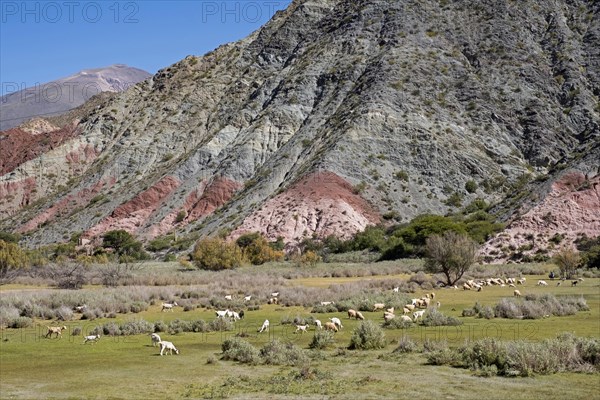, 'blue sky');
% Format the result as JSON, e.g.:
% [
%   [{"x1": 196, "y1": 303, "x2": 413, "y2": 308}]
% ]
[{"x1": 0, "y1": 0, "x2": 292, "y2": 94}]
